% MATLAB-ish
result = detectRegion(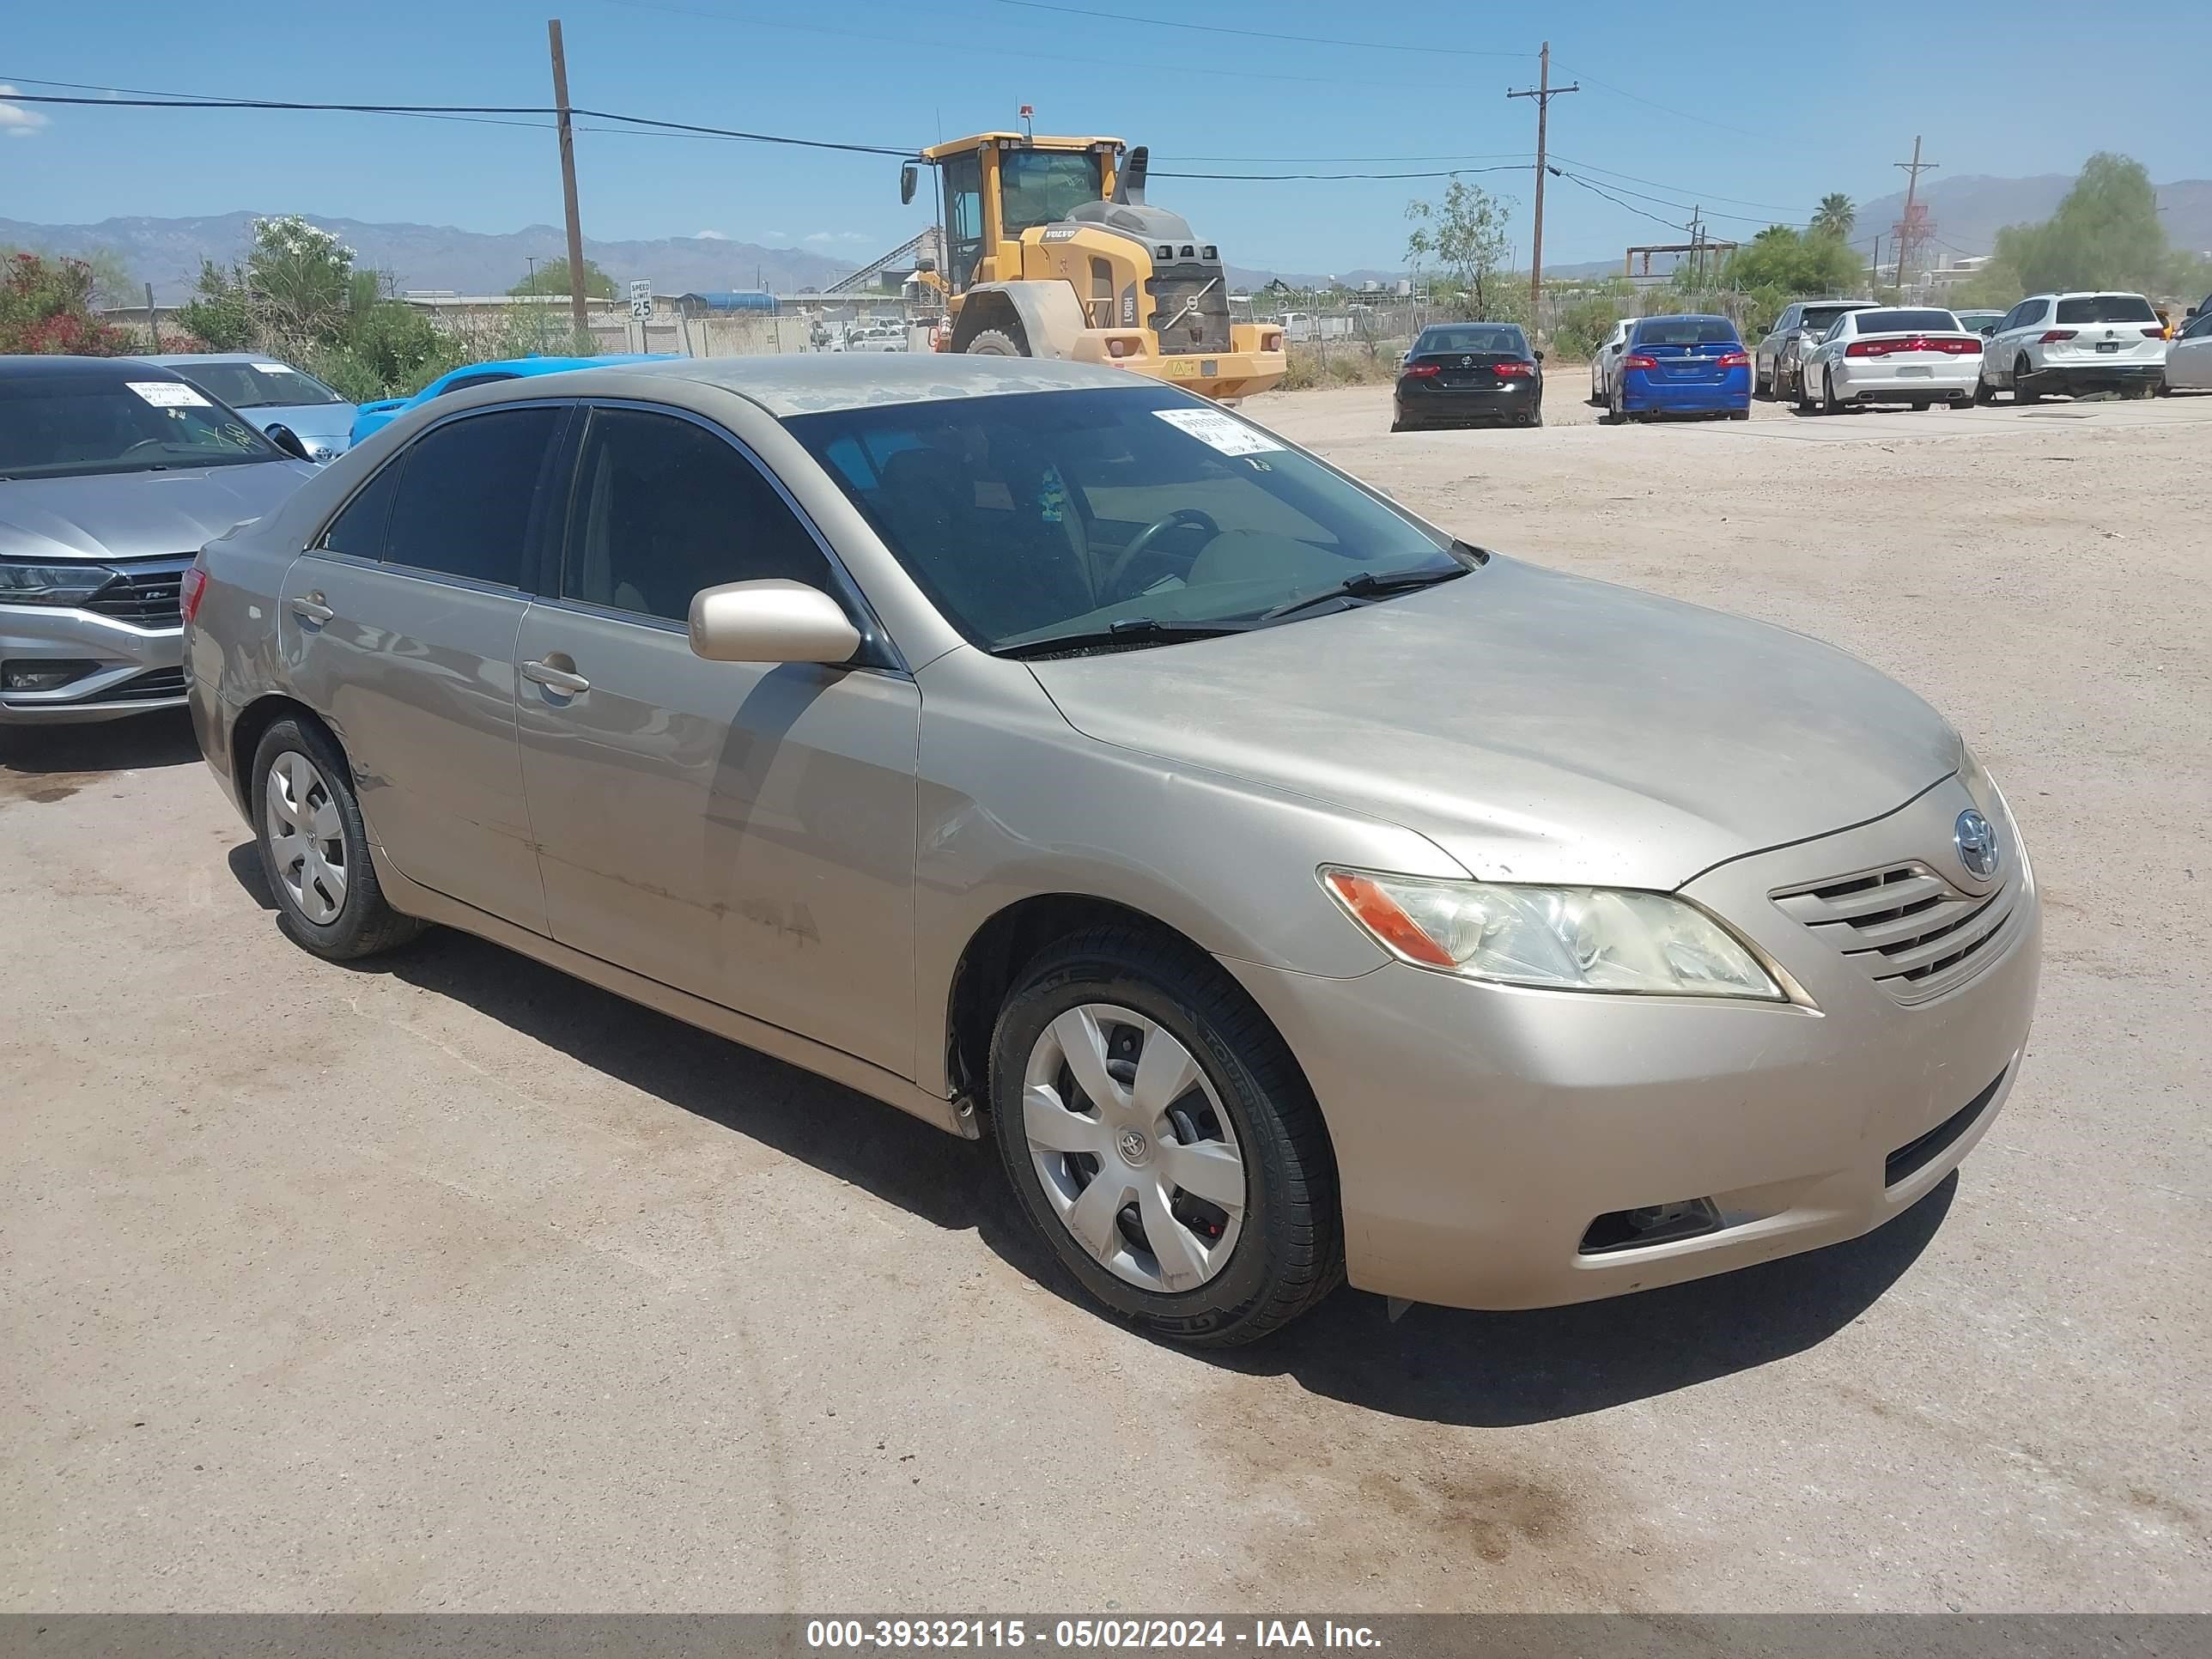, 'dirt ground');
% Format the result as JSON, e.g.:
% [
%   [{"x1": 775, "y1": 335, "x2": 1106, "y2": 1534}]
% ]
[{"x1": 4, "y1": 381, "x2": 2209, "y2": 1613}]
